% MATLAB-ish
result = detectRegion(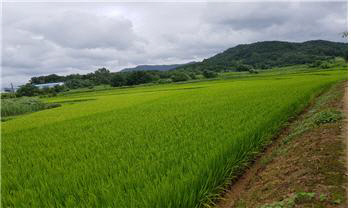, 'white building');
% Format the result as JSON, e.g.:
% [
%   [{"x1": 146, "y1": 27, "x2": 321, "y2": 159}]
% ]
[{"x1": 34, "y1": 82, "x2": 64, "y2": 89}]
